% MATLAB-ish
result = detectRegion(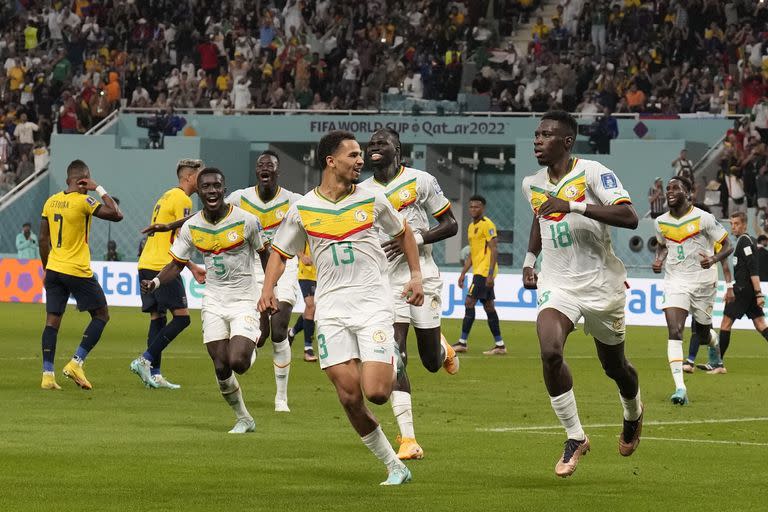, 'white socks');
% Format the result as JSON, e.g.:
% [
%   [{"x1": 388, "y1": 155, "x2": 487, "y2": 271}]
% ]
[
  {"x1": 273, "y1": 338, "x2": 291, "y2": 402},
  {"x1": 361, "y1": 425, "x2": 402, "y2": 471},
  {"x1": 668, "y1": 339, "x2": 686, "y2": 390},
  {"x1": 550, "y1": 389, "x2": 586, "y2": 441},
  {"x1": 218, "y1": 374, "x2": 251, "y2": 420},
  {"x1": 619, "y1": 390, "x2": 643, "y2": 421},
  {"x1": 390, "y1": 390, "x2": 415, "y2": 439}
]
